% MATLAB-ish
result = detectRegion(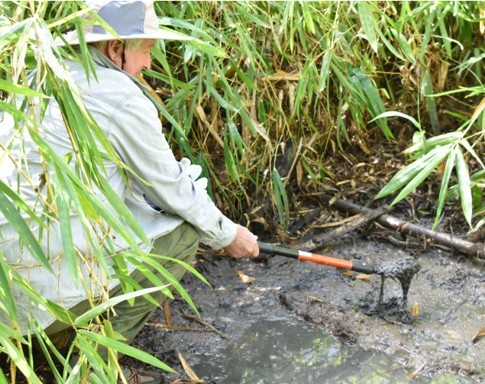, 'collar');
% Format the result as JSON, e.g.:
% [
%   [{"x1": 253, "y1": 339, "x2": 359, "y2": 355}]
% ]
[{"x1": 89, "y1": 46, "x2": 148, "y2": 93}]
